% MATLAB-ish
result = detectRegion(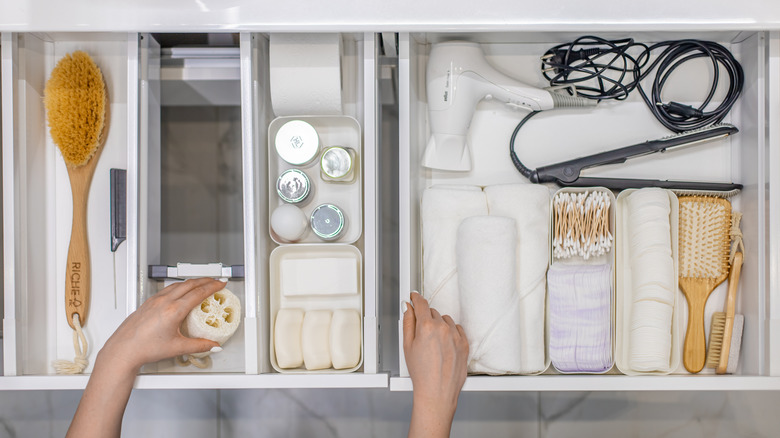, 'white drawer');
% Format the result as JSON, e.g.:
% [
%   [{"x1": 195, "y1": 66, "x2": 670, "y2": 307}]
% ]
[
  {"x1": 393, "y1": 31, "x2": 780, "y2": 391},
  {"x1": 1, "y1": 31, "x2": 386, "y2": 389}
]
